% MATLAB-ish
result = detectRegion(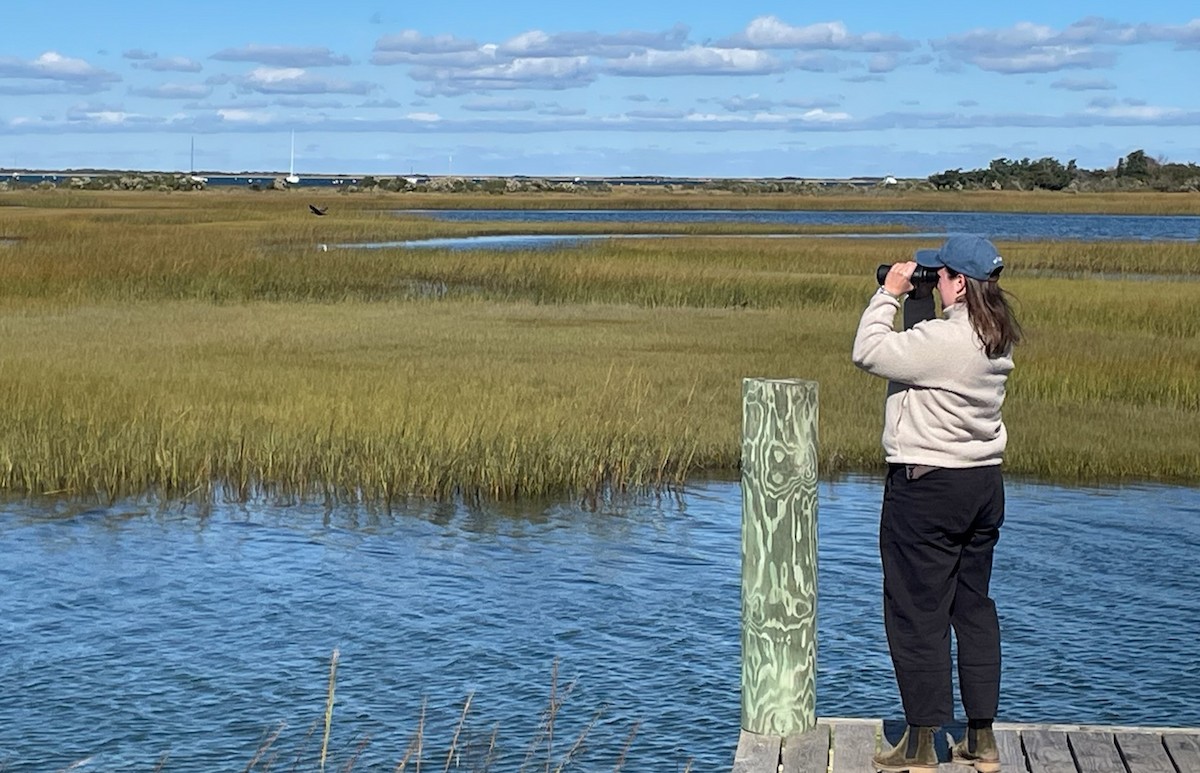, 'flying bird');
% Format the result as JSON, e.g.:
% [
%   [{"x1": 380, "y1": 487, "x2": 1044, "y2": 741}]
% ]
[{"x1": 309, "y1": 204, "x2": 327, "y2": 216}]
